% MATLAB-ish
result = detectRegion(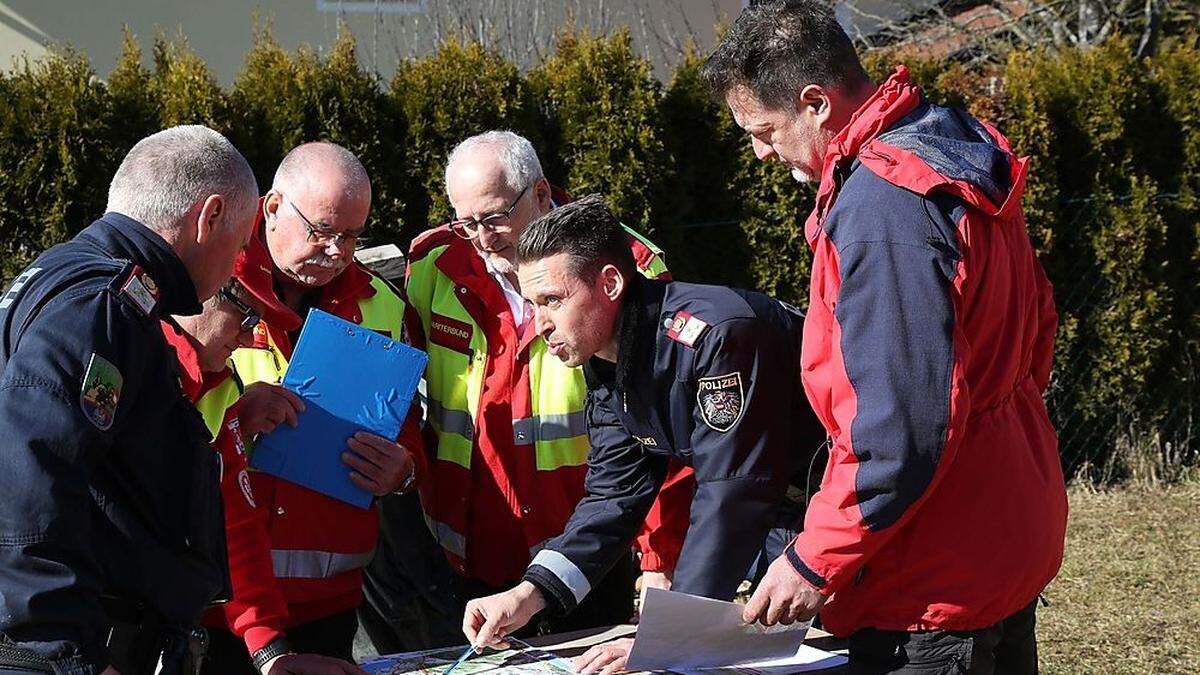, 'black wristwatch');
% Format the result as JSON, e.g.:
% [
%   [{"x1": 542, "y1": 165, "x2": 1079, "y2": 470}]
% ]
[{"x1": 251, "y1": 636, "x2": 293, "y2": 674}]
